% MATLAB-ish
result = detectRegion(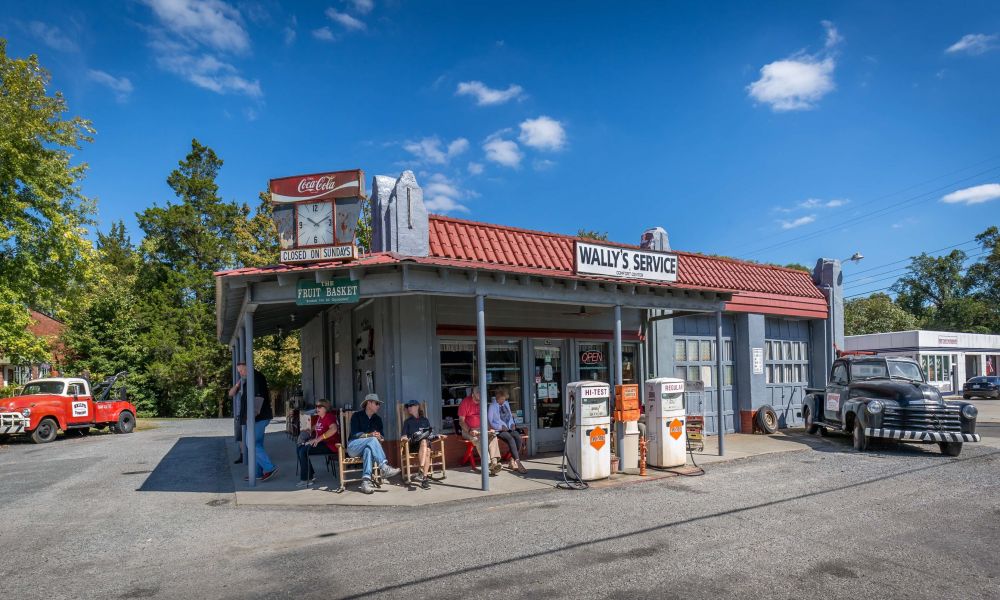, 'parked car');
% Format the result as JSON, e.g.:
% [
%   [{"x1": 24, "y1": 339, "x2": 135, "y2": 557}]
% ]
[
  {"x1": 803, "y1": 356, "x2": 980, "y2": 456},
  {"x1": 0, "y1": 371, "x2": 135, "y2": 444},
  {"x1": 963, "y1": 376, "x2": 1000, "y2": 399}
]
